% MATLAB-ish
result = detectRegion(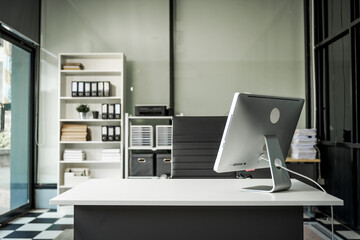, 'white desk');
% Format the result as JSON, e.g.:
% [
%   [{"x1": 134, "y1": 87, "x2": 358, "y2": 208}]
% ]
[{"x1": 51, "y1": 179, "x2": 343, "y2": 240}]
